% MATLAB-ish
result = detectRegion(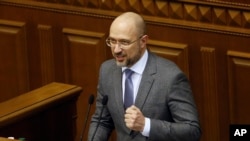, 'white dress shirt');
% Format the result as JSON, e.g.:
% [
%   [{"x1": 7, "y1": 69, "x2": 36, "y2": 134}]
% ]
[{"x1": 122, "y1": 50, "x2": 150, "y2": 137}]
